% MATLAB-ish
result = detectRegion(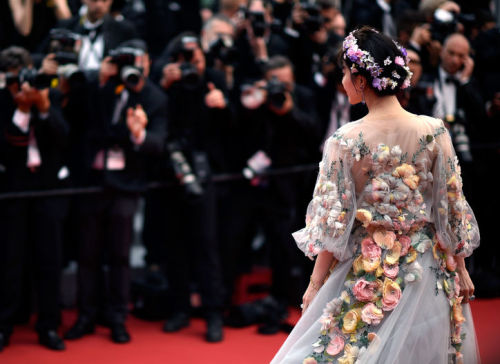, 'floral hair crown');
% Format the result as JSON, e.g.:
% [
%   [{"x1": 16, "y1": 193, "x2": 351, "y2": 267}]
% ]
[{"x1": 342, "y1": 30, "x2": 413, "y2": 91}]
